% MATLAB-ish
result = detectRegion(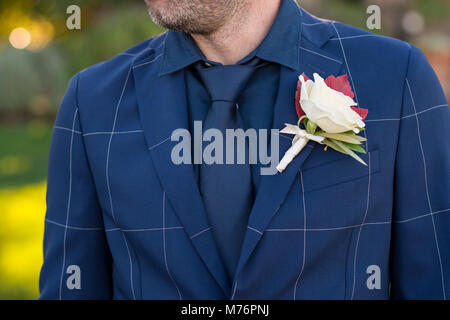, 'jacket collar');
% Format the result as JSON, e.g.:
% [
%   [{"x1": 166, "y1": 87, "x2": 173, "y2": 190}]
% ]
[{"x1": 158, "y1": 0, "x2": 322, "y2": 75}]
